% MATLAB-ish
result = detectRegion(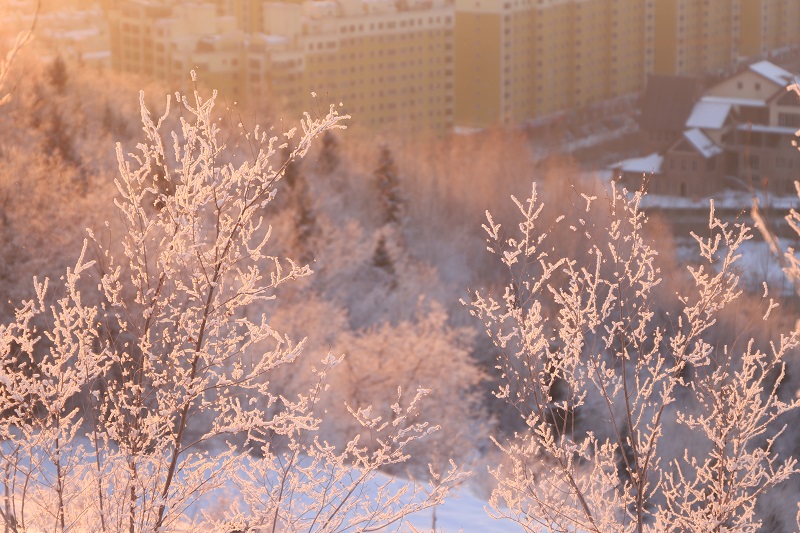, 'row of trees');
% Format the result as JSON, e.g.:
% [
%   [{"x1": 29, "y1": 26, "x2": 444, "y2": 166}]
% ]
[{"x1": 2, "y1": 41, "x2": 800, "y2": 530}]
